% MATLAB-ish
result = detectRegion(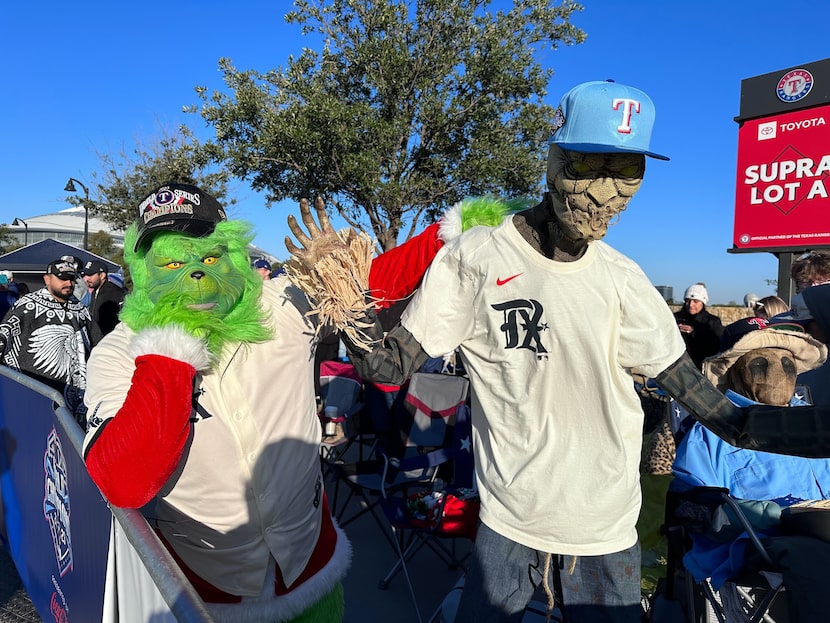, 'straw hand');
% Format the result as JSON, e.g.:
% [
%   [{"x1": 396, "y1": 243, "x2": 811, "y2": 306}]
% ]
[{"x1": 285, "y1": 197, "x2": 349, "y2": 270}]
